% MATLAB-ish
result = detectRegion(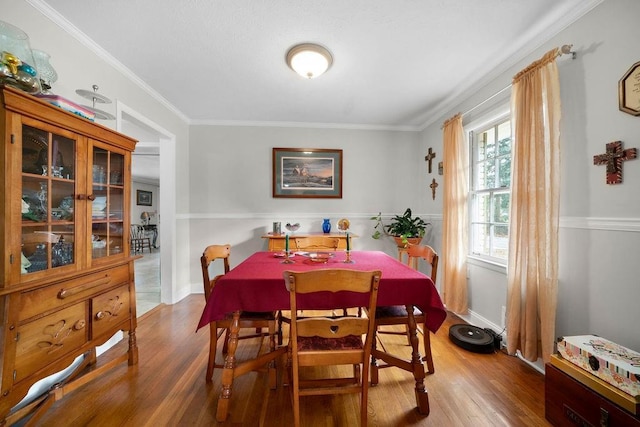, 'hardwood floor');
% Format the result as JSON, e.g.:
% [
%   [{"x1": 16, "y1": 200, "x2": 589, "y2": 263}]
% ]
[{"x1": 30, "y1": 295, "x2": 550, "y2": 426}]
